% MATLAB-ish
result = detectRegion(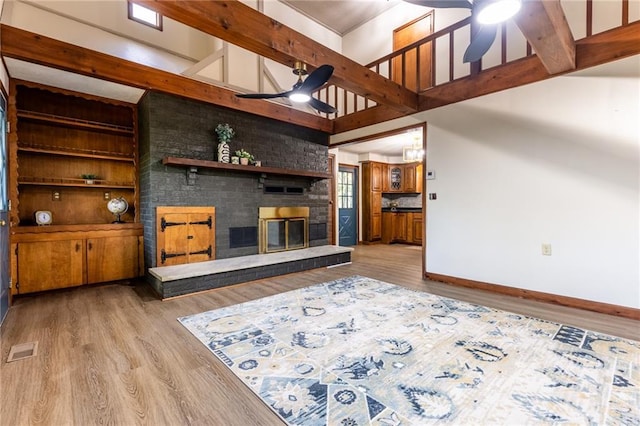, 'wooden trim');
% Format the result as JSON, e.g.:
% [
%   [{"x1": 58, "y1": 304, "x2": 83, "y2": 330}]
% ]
[
  {"x1": 425, "y1": 272, "x2": 640, "y2": 320},
  {"x1": 135, "y1": 0, "x2": 418, "y2": 114},
  {"x1": 331, "y1": 122, "x2": 422, "y2": 146},
  {"x1": 0, "y1": 25, "x2": 333, "y2": 133}
]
